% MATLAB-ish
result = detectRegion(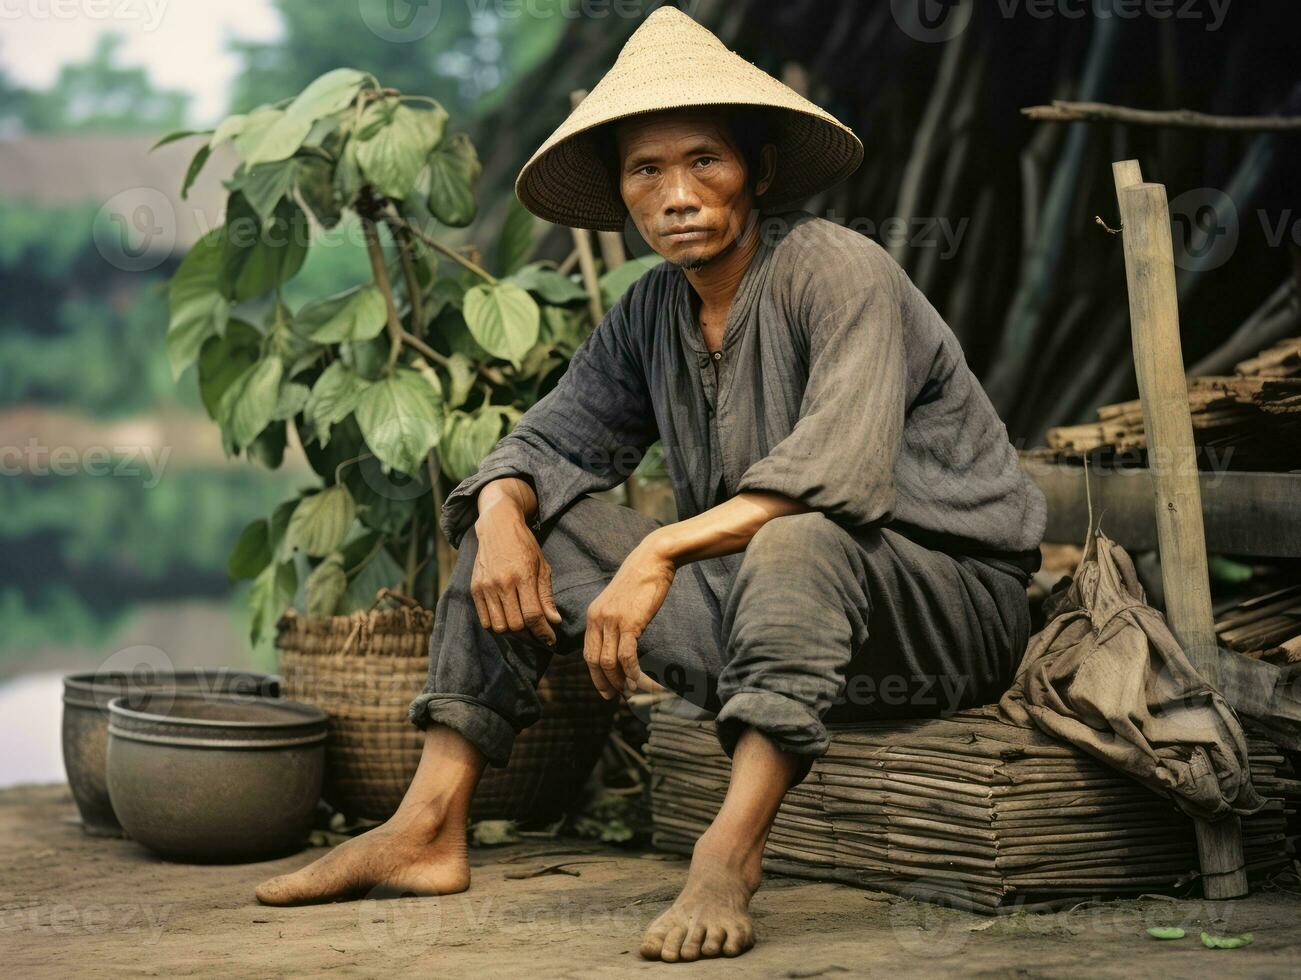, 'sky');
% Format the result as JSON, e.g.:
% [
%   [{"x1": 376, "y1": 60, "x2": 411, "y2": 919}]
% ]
[{"x1": 1, "y1": 0, "x2": 282, "y2": 125}]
